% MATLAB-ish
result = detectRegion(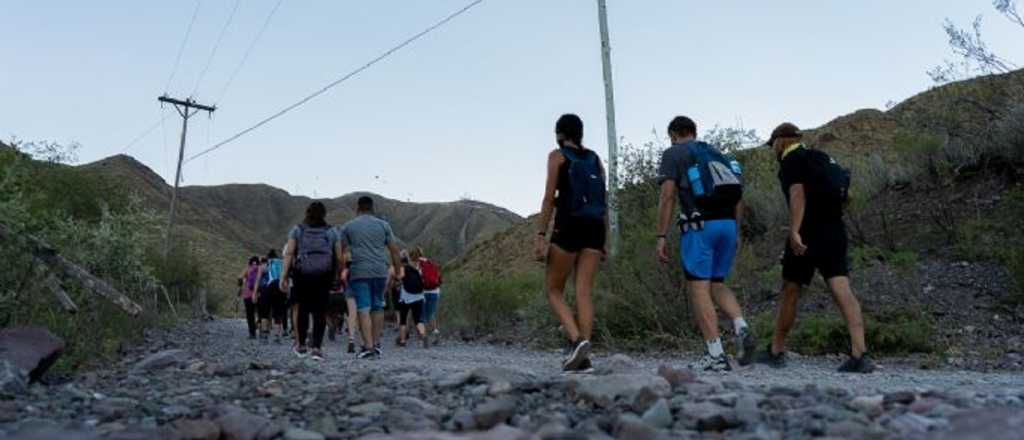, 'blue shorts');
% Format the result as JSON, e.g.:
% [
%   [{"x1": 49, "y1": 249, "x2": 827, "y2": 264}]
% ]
[
  {"x1": 347, "y1": 278, "x2": 387, "y2": 312},
  {"x1": 423, "y1": 291, "x2": 440, "y2": 322},
  {"x1": 680, "y1": 219, "x2": 738, "y2": 282}
]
